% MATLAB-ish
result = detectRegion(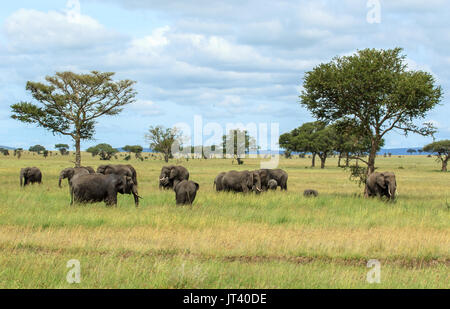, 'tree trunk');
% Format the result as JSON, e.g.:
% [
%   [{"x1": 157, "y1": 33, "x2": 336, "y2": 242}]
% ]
[
  {"x1": 75, "y1": 137, "x2": 81, "y2": 167},
  {"x1": 367, "y1": 138, "x2": 379, "y2": 175},
  {"x1": 345, "y1": 152, "x2": 349, "y2": 167},
  {"x1": 311, "y1": 153, "x2": 316, "y2": 167},
  {"x1": 320, "y1": 156, "x2": 326, "y2": 169},
  {"x1": 442, "y1": 158, "x2": 448, "y2": 172},
  {"x1": 164, "y1": 152, "x2": 169, "y2": 163},
  {"x1": 338, "y1": 153, "x2": 342, "y2": 167}
]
